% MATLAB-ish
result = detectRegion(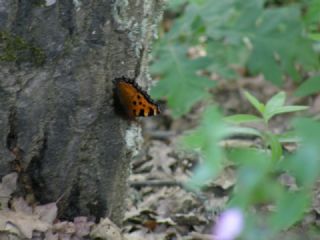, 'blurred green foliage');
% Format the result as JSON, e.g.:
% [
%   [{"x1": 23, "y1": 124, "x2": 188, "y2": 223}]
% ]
[
  {"x1": 151, "y1": 45, "x2": 214, "y2": 116},
  {"x1": 183, "y1": 107, "x2": 228, "y2": 187},
  {"x1": 226, "y1": 93, "x2": 314, "y2": 239},
  {"x1": 182, "y1": 93, "x2": 319, "y2": 239},
  {"x1": 151, "y1": 0, "x2": 320, "y2": 238},
  {"x1": 151, "y1": 0, "x2": 319, "y2": 117}
]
